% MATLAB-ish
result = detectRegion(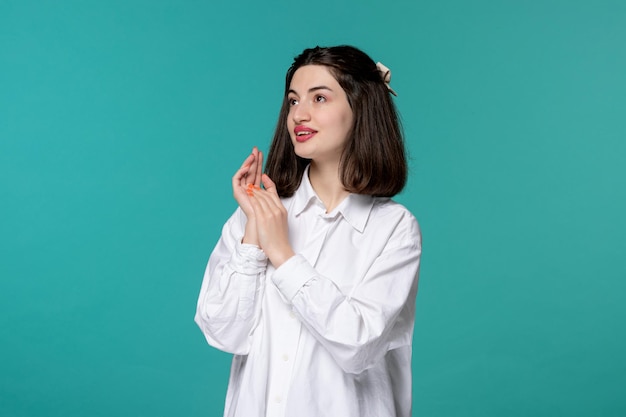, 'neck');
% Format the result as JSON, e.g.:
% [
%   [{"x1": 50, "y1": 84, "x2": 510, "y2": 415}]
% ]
[{"x1": 308, "y1": 161, "x2": 350, "y2": 213}]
